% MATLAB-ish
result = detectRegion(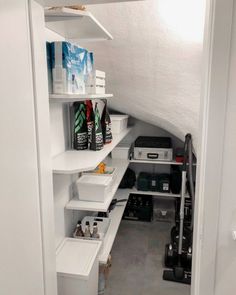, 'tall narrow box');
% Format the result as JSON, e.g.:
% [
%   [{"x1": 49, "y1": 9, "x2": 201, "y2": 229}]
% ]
[{"x1": 51, "y1": 41, "x2": 87, "y2": 94}]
